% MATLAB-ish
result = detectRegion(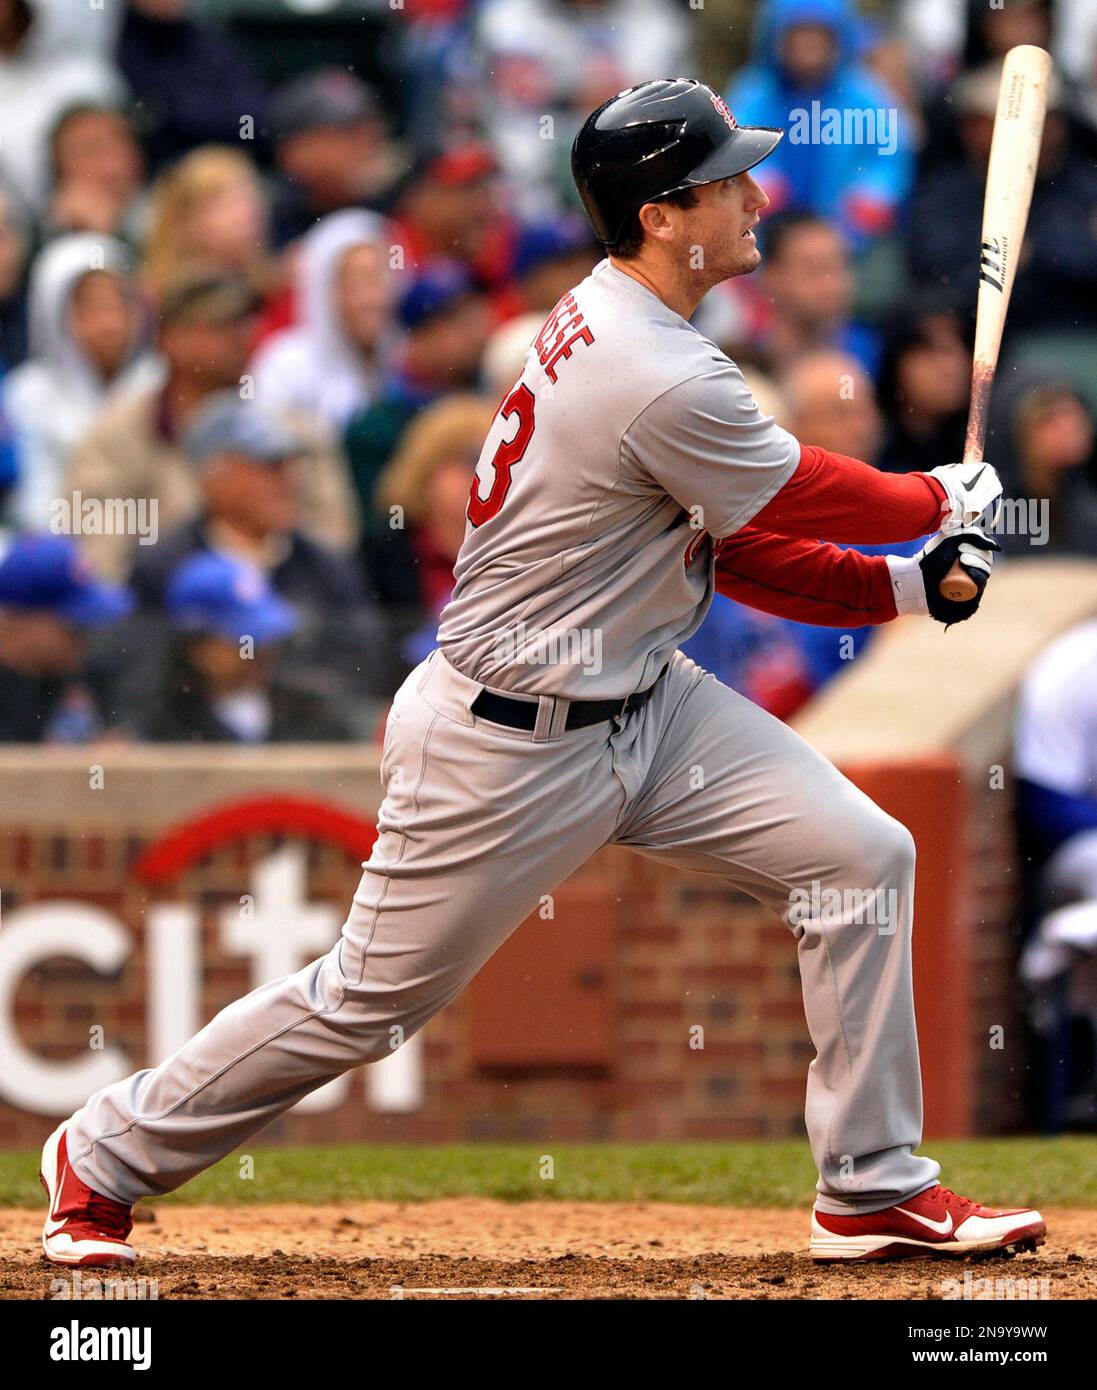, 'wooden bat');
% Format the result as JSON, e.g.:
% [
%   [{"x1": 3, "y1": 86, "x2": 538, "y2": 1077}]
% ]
[{"x1": 939, "y1": 43, "x2": 1052, "y2": 602}]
